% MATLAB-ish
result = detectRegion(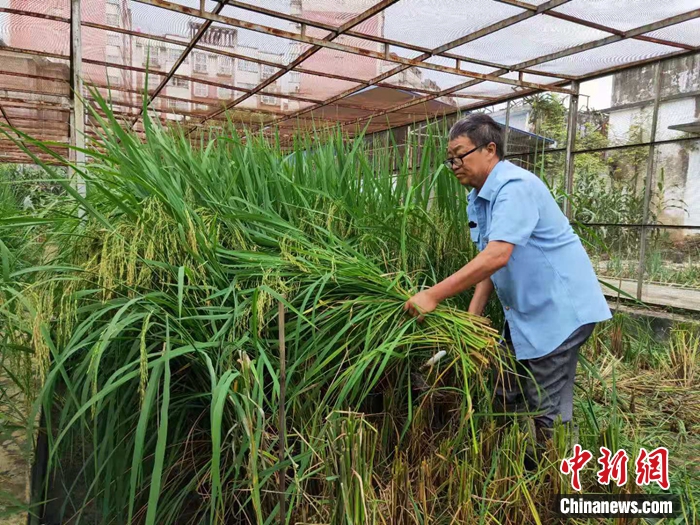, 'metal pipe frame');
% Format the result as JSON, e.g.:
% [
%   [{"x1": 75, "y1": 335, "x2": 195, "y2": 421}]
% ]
[
  {"x1": 197, "y1": 0, "x2": 403, "y2": 128},
  {"x1": 129, "y1": 0, "x2": 229, "y2": 128},
  {"x1": 503, "y1": 100, "x2": 511, "y2": 157},
  {"x1": 505, "y1": 134, "x2": 700, "y2": 159},
  {"x1": 0, "y1": 5, "x2": 577, "y2": 82},
  {"x1": 134, "y1": 0, "x2": 575, "y2": 99},
  {"x1": 564, "y1": 80, "x2": 578, "y2": 219},
  {"x1": 250, "y1": 0, "x2": 573, "y2": 132},
  {"x1": 0, "y1": 70, "x2": 68, "y2": 85},
  {"x1": 71, "y1": 0, "x2": 86, "y2": 201},
  {"x1": 336, "y1": 12, "x2": 700, "y2": 131},
  {"x1": 0, "y1": 0, "x2": 699, "y2": 157},
  {"x1": 636, "y1": 61, "x2": 663, "y2": 301}
]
